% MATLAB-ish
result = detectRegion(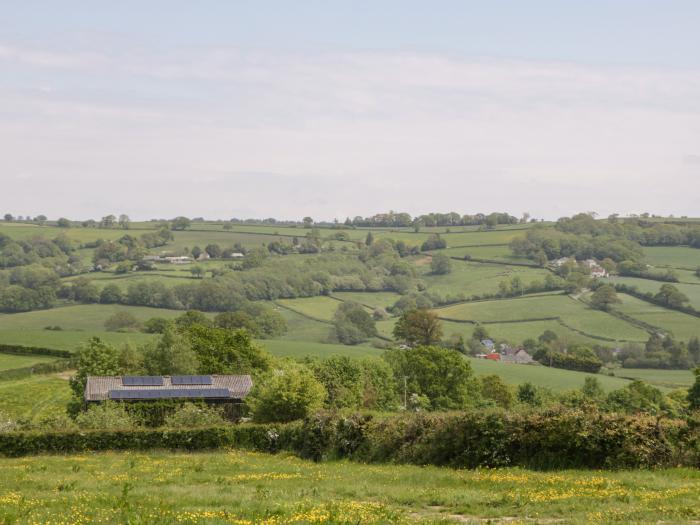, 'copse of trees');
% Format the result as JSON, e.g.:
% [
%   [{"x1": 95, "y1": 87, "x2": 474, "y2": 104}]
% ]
[
  {"x1": 393, "y1": 309, "x2": 443, "y2": 346},
  {"x1": 333, "y1": 301, "x2": 377, "y2": 345}
]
